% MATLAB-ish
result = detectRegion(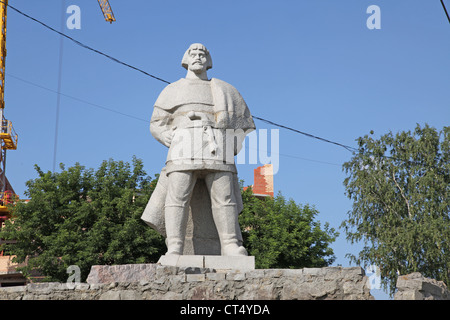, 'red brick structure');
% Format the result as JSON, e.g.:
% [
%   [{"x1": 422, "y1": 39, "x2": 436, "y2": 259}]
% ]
[{"x1": 244, "y1": 164, "x2": 274, "y2": 198}]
